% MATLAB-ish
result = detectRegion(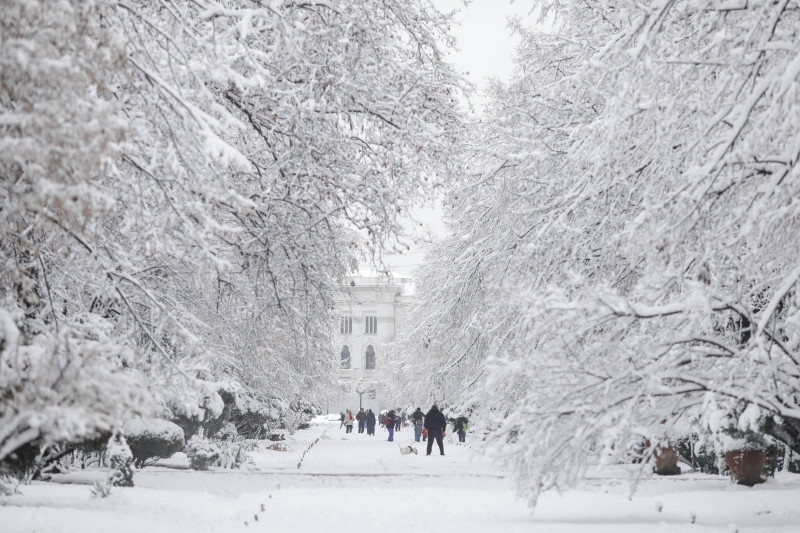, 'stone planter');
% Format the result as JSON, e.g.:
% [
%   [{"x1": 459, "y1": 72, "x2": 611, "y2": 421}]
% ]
[
  {"x1": 725, "y1": 449, "x2": 765, "y2": 486},
  {"x1": 653, "y1": 444, "x2": 681, "y2": 476}
]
